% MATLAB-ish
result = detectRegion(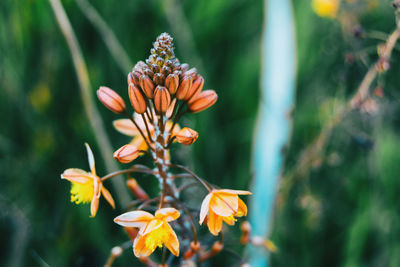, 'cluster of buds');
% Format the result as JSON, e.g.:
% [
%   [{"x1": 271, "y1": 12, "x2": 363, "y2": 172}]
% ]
[{"x1": 61, "y1": 33, "x2": 250, "y2": 265}]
